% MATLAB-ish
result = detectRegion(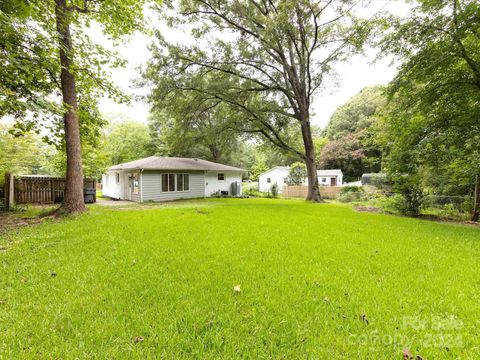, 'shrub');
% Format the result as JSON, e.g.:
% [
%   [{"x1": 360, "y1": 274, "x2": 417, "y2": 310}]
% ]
[
  {"x1": 270, "y1": 183, "x2": 279, "y2": 198},
  {"x1": 377, "y1": 194, "x2": 405, "y2": 214},
  {"x1": 337, "y1": 191, "x2": 366, "y2": 203},
  {"x1": 244, "y1": 187, "x2": 261, "y2": 197},
  {"x1": 341, "y1": 186, "x2": 364, "y2": 194},
  {"x1": 390, "y1": 176, "x2": 425, "y2": 216}
]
